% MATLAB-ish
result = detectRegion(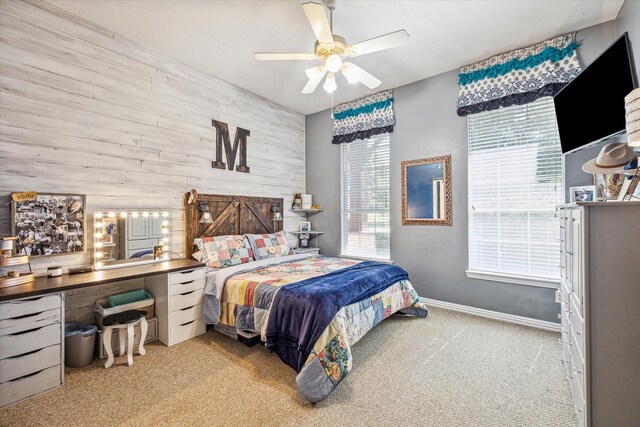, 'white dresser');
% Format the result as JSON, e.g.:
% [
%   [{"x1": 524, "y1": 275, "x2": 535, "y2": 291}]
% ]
[
  {"x1": 146, "y1": 267, "x2": 206, "y2": 346},
  {"x1": 0, "y1": 293, "x2": 64, "y2": 407},
  {"x1": 558, "y1": 202, "x2": 640, "y2": 427}
]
